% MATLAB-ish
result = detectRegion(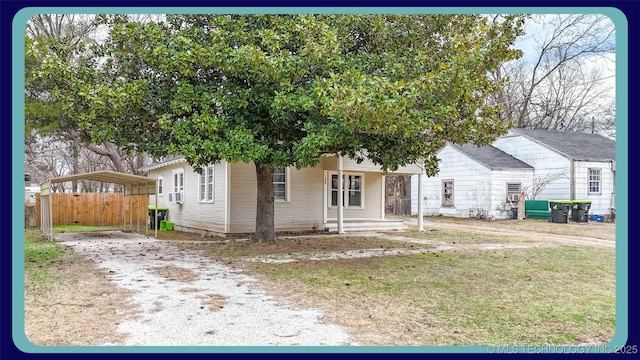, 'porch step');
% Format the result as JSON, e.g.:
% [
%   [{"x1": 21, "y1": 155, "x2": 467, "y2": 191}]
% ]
[{"x1": 324, "y1": 220, "x2": 407, "y2": 233}]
